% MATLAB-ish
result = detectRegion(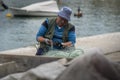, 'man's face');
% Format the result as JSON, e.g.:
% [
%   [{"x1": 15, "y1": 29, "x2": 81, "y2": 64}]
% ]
[{"x1": 56, "y1": 16, "x2": 68, "y2": 27}]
